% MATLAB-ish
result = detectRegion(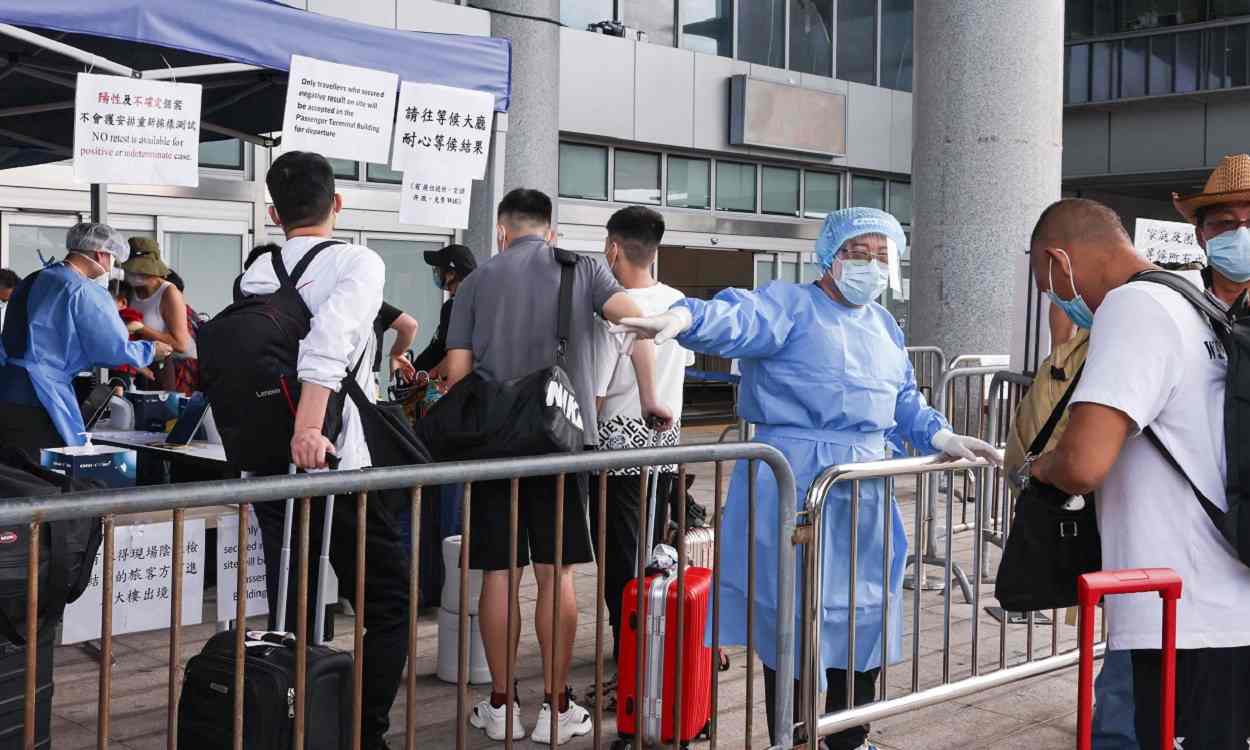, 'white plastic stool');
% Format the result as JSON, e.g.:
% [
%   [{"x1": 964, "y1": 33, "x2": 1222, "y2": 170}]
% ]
[
  {"x1": 441, "y1": 535, "x2": 482, "y2": 616},
  {"x1": 436, "y1": 607, "x2": 491, "y2": 684}
]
